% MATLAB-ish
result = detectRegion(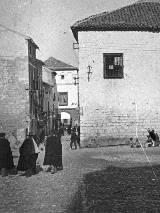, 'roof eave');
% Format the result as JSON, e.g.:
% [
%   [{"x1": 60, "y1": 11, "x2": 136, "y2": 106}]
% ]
[
  {"x1": 47, "y1": 66, "x2": 78, "y2": 71},
  {"x1": 42, "y1": 81, "x2": 54, "y2": 87},
  {"x1": 26, "y1": 37, "x2": 39, "y2": 49},
  {"x1": 71, "y1": 26, "x2": 79, "y2": 42},
  {"x1": 71, "y1": 25, "x2": 160, "y2": 40}
]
